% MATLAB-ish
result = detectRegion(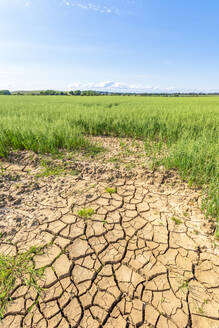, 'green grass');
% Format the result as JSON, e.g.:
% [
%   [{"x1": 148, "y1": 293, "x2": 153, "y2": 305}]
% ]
[
  {"x1": 180, "y1": 279, "x2": 189, "y2": 290},
  {"x1": 171, "y1": 217, "x2": 182, "y2": 225},
  {"x1": 105, "y1": 187, "x2": 116, "y2": 194},
  {"x1": 36, "y1": 158, "x2": 79, "y2": 177},
  {"x1": 0, "y1": 246, "x2": 45, "y2": 319},
  {"x1": 0, "y1": 95, "x2": 218, "y2": 235},
  {"x1": 77, "y1": 208, "x2": 95, "y2": 219}
]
